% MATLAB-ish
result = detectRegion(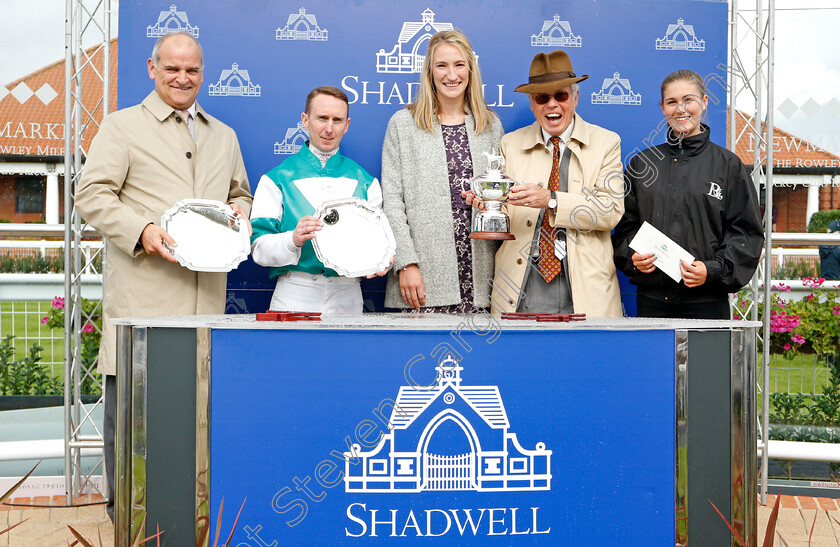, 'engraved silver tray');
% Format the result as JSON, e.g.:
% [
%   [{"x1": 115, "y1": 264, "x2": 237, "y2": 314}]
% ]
[
  {"x1": 160, "y1": 199, "x2": 250, "y2": 272},
  {"x1": 312, "y1": 197, "x2": 396, "y2": 277}
]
